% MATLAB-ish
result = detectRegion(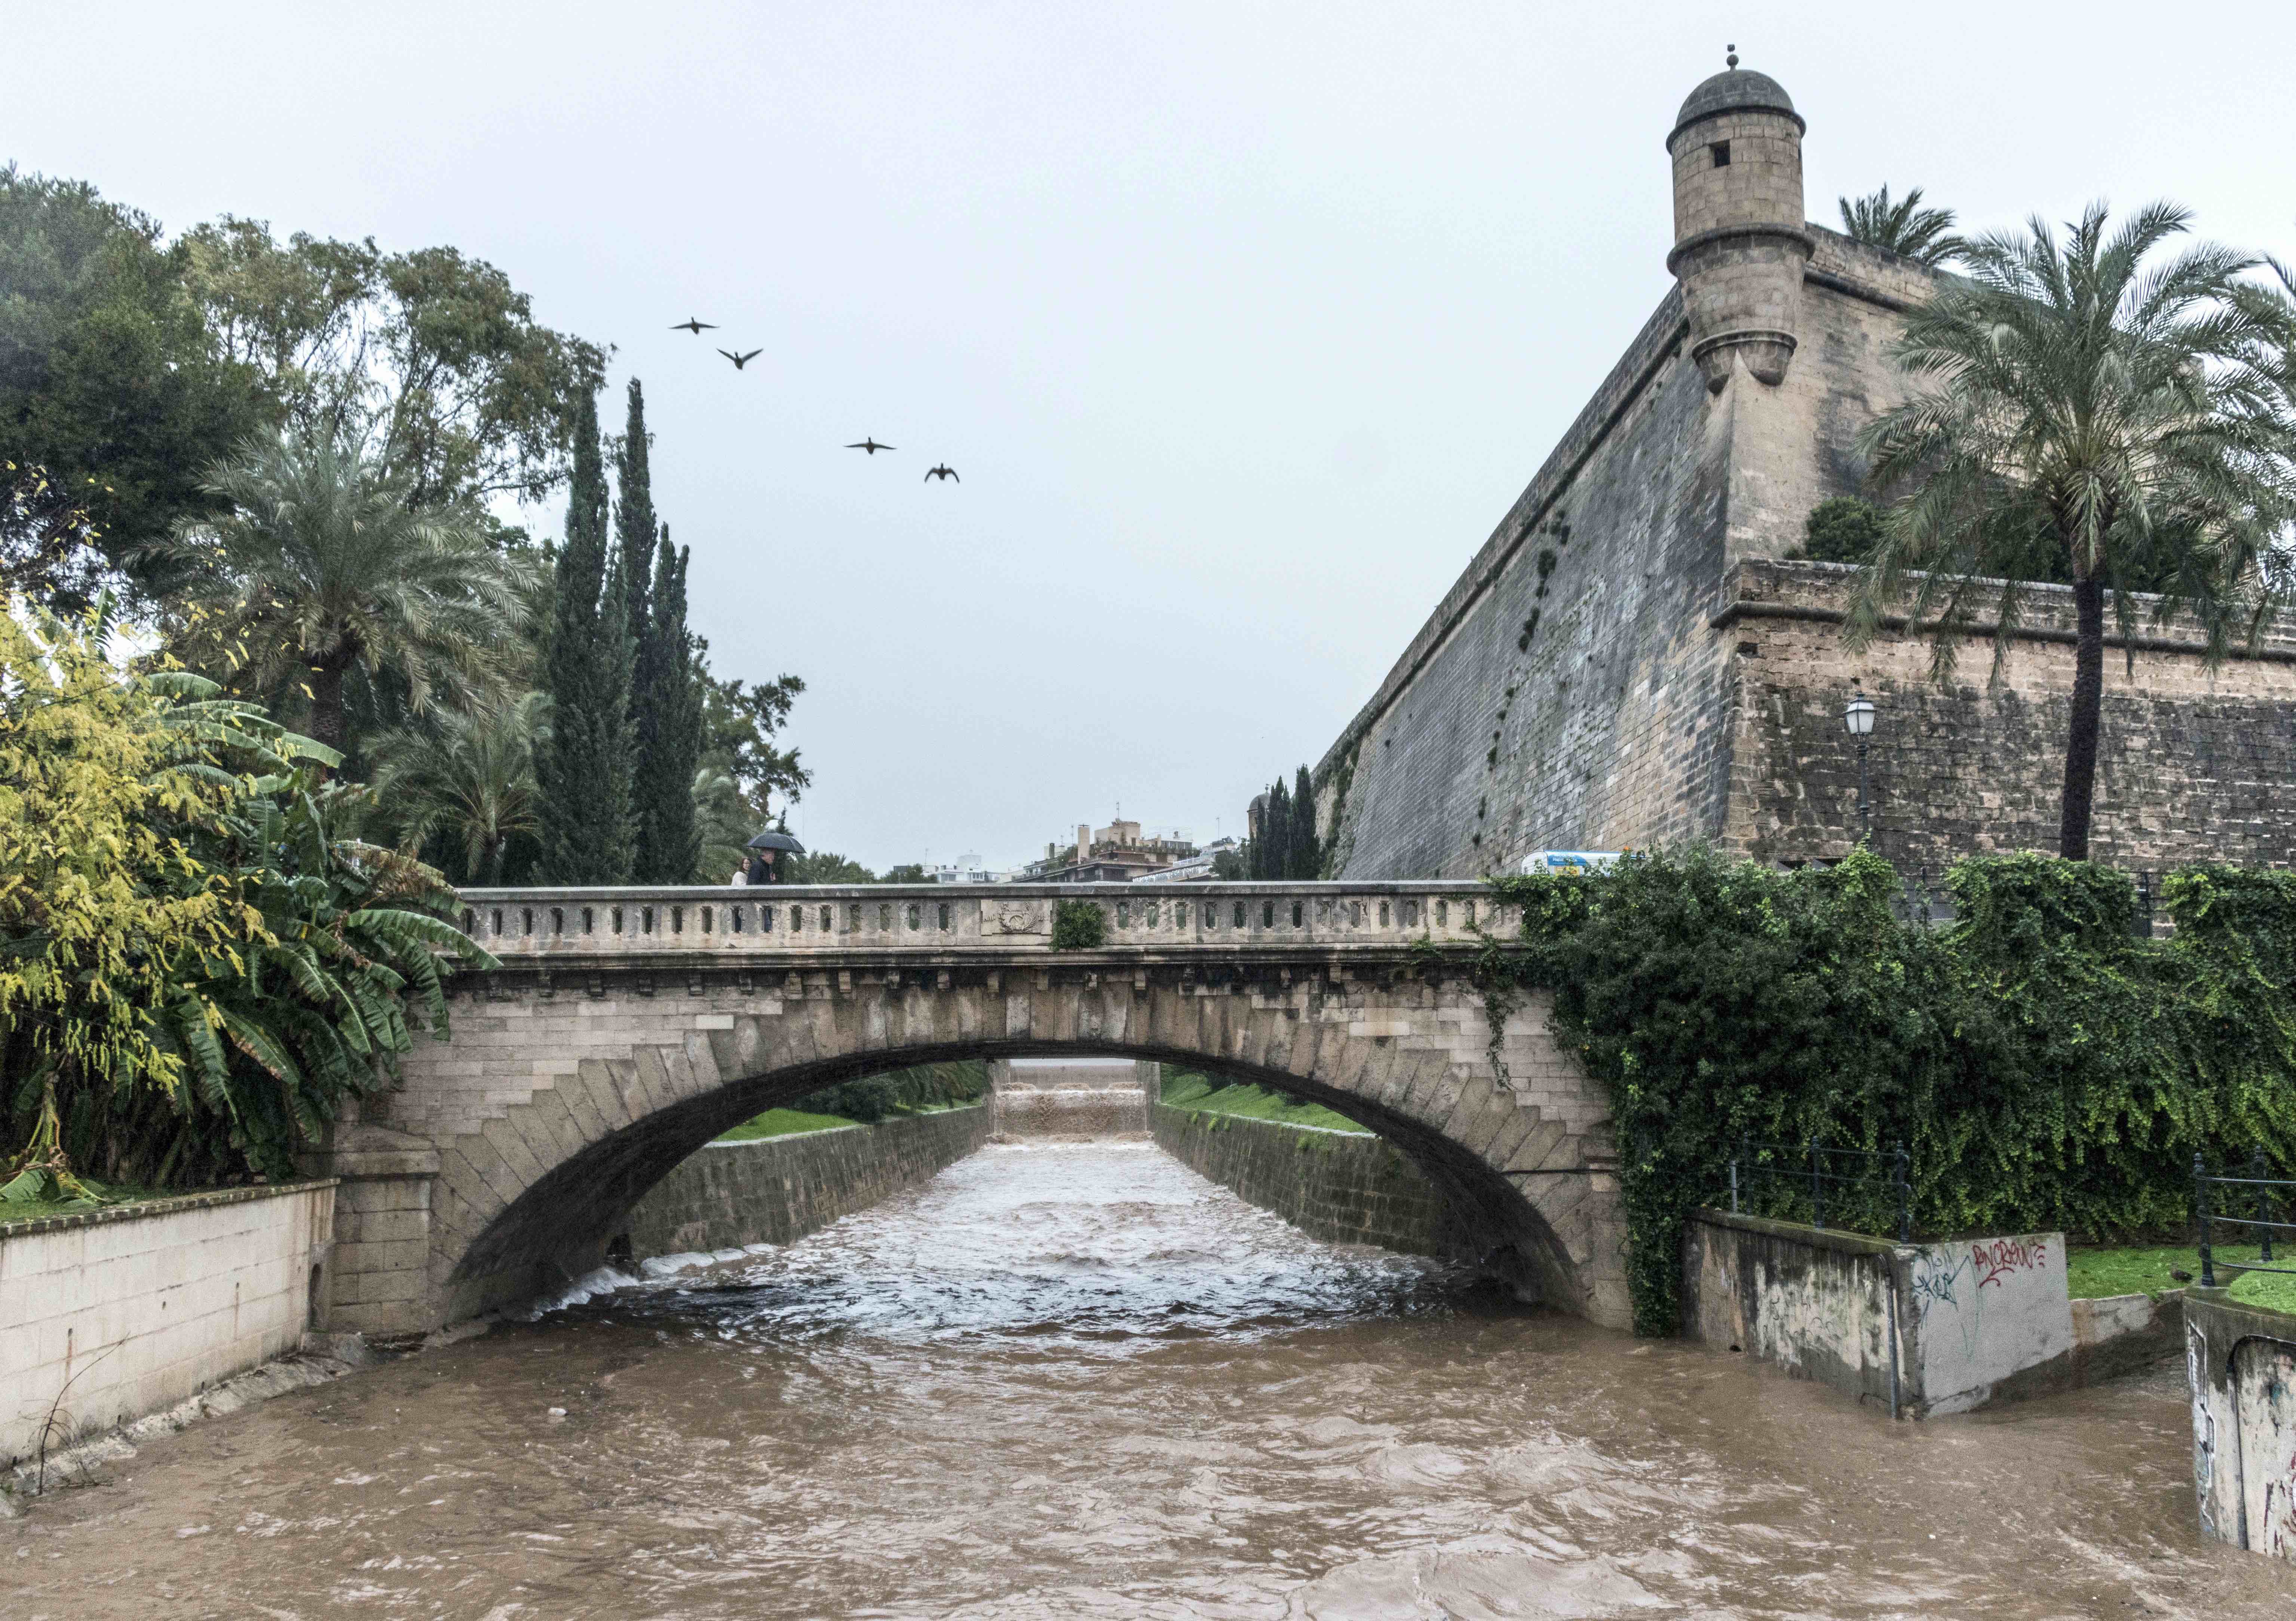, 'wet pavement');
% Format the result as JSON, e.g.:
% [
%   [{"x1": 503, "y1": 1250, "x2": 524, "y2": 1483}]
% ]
[{"x1": 8, "y1": 1139, "x2": 2292, "y2": 1618}]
